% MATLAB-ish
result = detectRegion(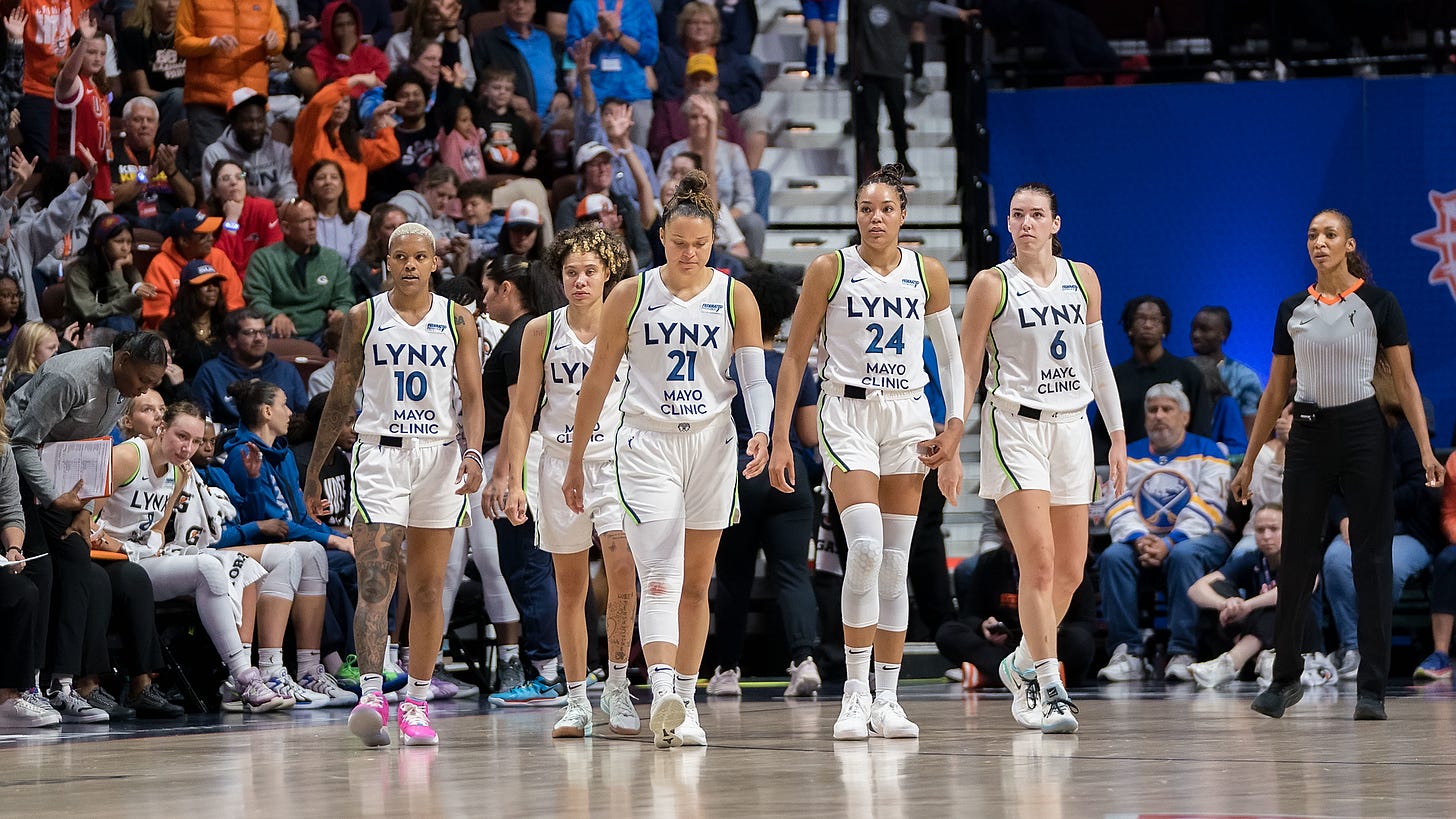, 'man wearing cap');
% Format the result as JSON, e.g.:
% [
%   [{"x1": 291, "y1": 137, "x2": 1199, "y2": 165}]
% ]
[
  {"x1": 175, "y1": 0, "x2": 286, "y2": 175},
  {"x1": 110, "y1": 98, "x2": 197, "y2": 232},
  {"x1": 140, "y1": 208, "x2": 247, "y2": 330},
  {"x1": 244, "y1": 199, "x2": 355, "y2": 344},
  {"x1": 647, "y1": 52, "x2": 746, "y2": 160},
  {"x1": 554, "y1": 141, "x2": 651, "y2": 264},
  {"x1": 572, "y1": 42, "x2": 657, "y2": 205},
  {"x1": 193, "y1": 306, "x2": 309, "y2": 428},
  {"x1": 493, "y1": 198, "x2": 545, "y2": 258},
  {"x1": 199, "y1": 89, "x2": 298, "y2": 203}
]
